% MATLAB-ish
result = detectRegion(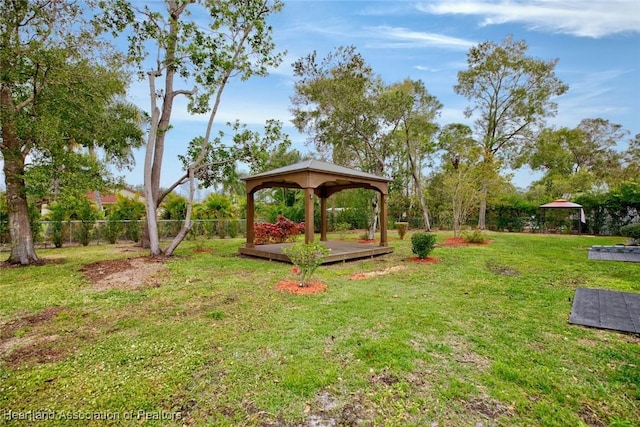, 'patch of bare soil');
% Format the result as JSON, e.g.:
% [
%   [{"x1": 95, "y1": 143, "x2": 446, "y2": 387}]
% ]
[
  {"x1": 439, "y1": 237, "x2": 493, "y2": 247},
  {"x1": 486, "y1": 261, "x2": 521, "y2": 277},
  {"x1": 578, "y1": 404, "x2": 606, "y2": 427},
  {"x1": 80, "y1": 256, "x2": 167, "y2": 291},
  {"x1": 274, "y1": 280, "x2": 326, "y2": 294},
  {"x1": 349, "y1": 265, "x2": 407, "y2": 280},
  {"x1": 465, "y1": 396, "x2": 514, "y2": 420},
  {"x1": 0, "y1": 257, "x2": 67, "y2": 269},
  {"x1": 0, "y1": 307, "x2": 69, "y2": 368},
  {"x1": 1, "y1": 334, "x2": 68, "y2": 368},
  {"x1": 0, "y1": 307, "x2": 64, "y2": 340}
]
